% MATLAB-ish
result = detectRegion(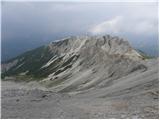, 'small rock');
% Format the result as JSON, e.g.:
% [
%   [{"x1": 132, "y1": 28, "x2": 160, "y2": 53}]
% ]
[{"x1": 42, "y1": 94, "x2": 47, "y2": 98}]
